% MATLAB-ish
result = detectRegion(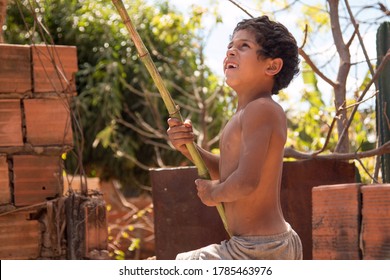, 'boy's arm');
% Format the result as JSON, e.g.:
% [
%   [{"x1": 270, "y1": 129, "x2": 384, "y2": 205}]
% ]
[
  {"x1": 167, "y1": 118, "x2": 220, "y2": 180},
  {"x1": 195, "y1": 148, "x2": 220, "y2": 180},
  {"x1": 198, "y1": 101, "x2": 285, "y2": 204}
]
